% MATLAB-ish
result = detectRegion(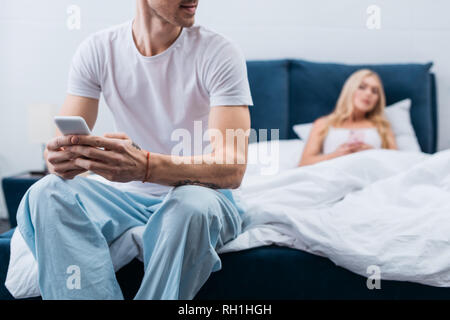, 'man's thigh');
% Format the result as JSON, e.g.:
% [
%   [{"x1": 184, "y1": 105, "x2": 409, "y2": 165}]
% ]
[{"x1": 23, "y1": 174, "x2": 160, "y2": 244}]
